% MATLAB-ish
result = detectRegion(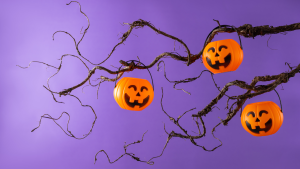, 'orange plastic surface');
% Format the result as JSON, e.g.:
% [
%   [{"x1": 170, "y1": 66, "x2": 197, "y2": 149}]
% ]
[
  {"x1": 113, "y1": 77, "x2": 154, "y2": 111},
  {"x1": 202, "y1": 39, "x2": 243, "y2": 74},
  {"x1": 241, "y1": 101, "x2": 283, "y2": 137}
]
